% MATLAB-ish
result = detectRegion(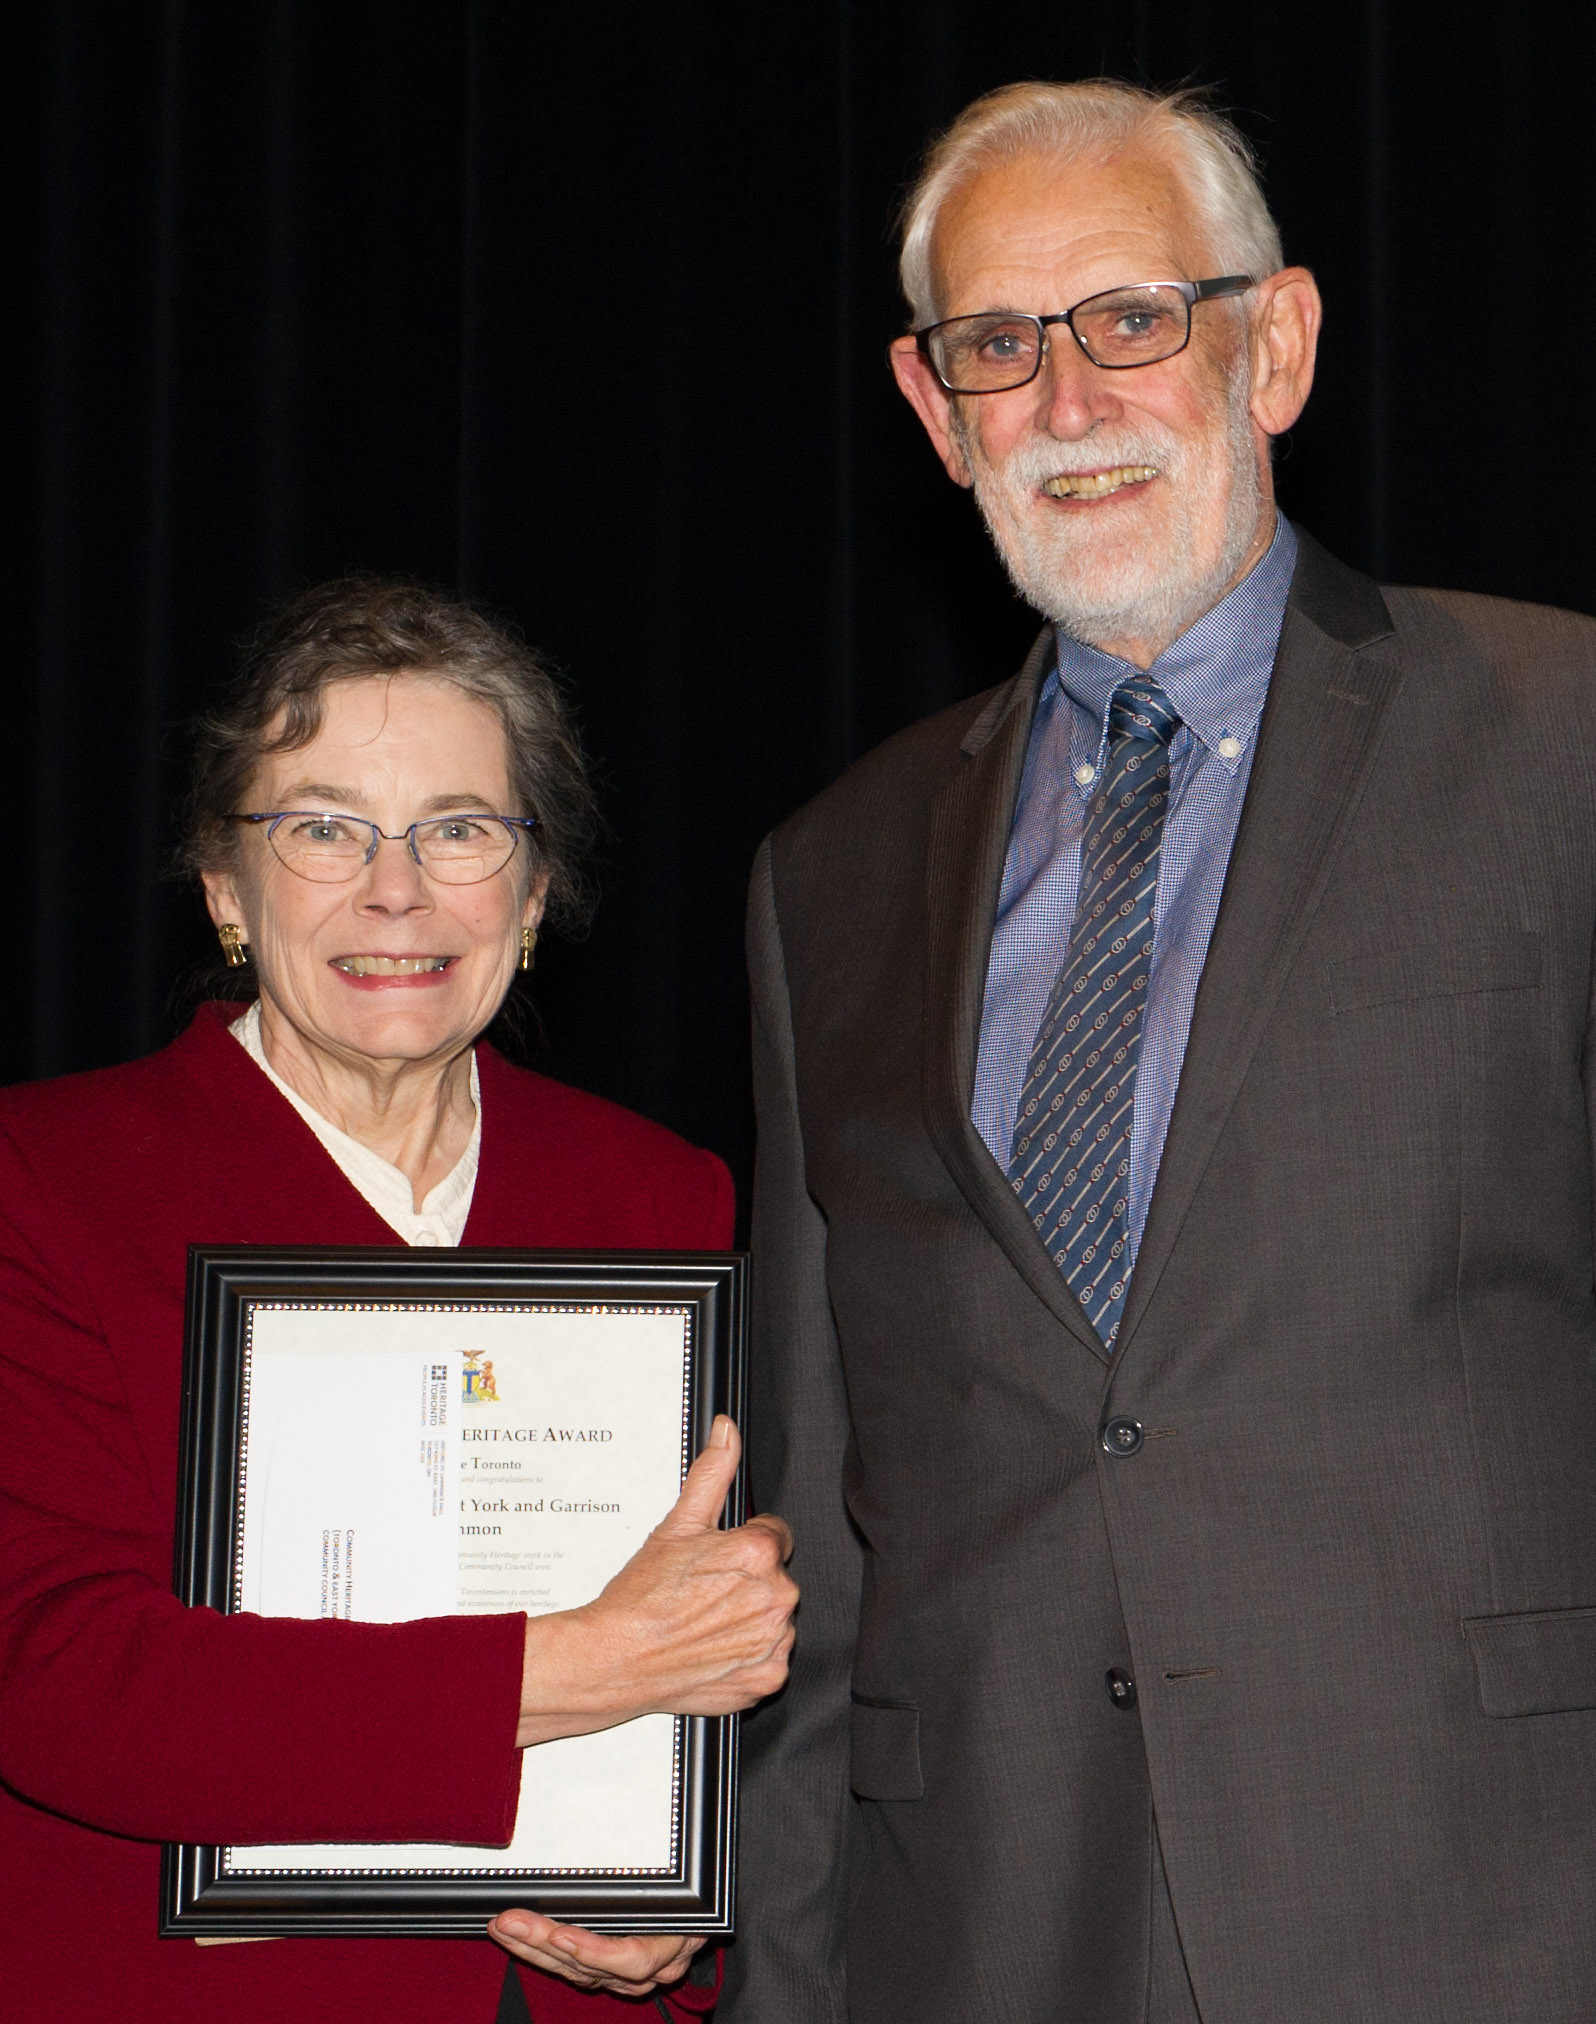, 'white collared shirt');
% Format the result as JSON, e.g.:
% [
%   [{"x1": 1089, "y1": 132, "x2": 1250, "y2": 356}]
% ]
[{"x1": 231, "y1": 1001, "x2": 480, "y2": 1247}]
